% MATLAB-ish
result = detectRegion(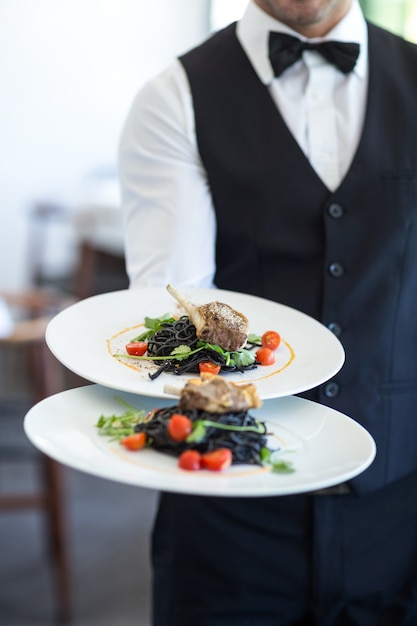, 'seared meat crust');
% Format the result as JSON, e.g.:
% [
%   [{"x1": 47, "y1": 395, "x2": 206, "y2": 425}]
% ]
[
  {"x1": 196, "y1": 301, "x2": 248, "y2": 351},
  {"x1": 166, "y1": 284, "x2": 249, "y2": 351},
  {"x1": 178, "y1": 373, "x2": 262, "y2": 414}
]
